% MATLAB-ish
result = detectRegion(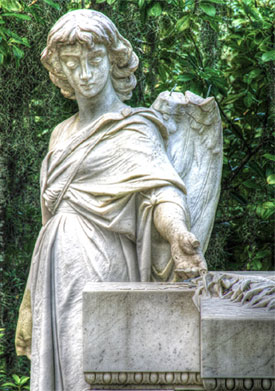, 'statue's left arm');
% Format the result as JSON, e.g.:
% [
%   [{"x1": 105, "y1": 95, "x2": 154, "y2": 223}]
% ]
[{"x1": 153, "y1": 187, "x2": 208, "y2": 279}]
